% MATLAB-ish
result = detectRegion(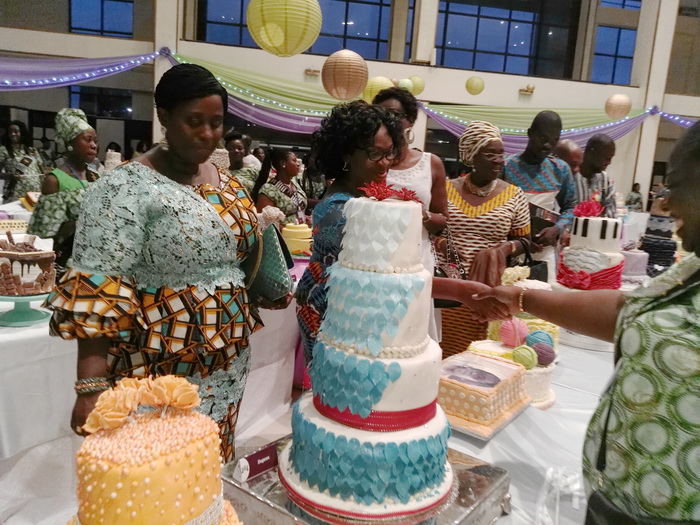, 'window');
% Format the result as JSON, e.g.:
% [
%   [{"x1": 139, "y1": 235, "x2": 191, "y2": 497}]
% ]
[
  {"x1": 197, "y1": 0, "x2": 411, "y2": 61},
  {"x1": 435, "y1": 1, "x2": 581, "y2": 78},
  {"x1": 600, "y1": 0, "x2": 641, "y2": 10},
  {"x1": 70, "y1": 86, "x2": 133, "y2": 119},
  {"x1": 591, "y1": 26, "x2": 636, "y2": 84},
  {"x1": 70, "y1": 0, "x2": 134, "y2": 38}
]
